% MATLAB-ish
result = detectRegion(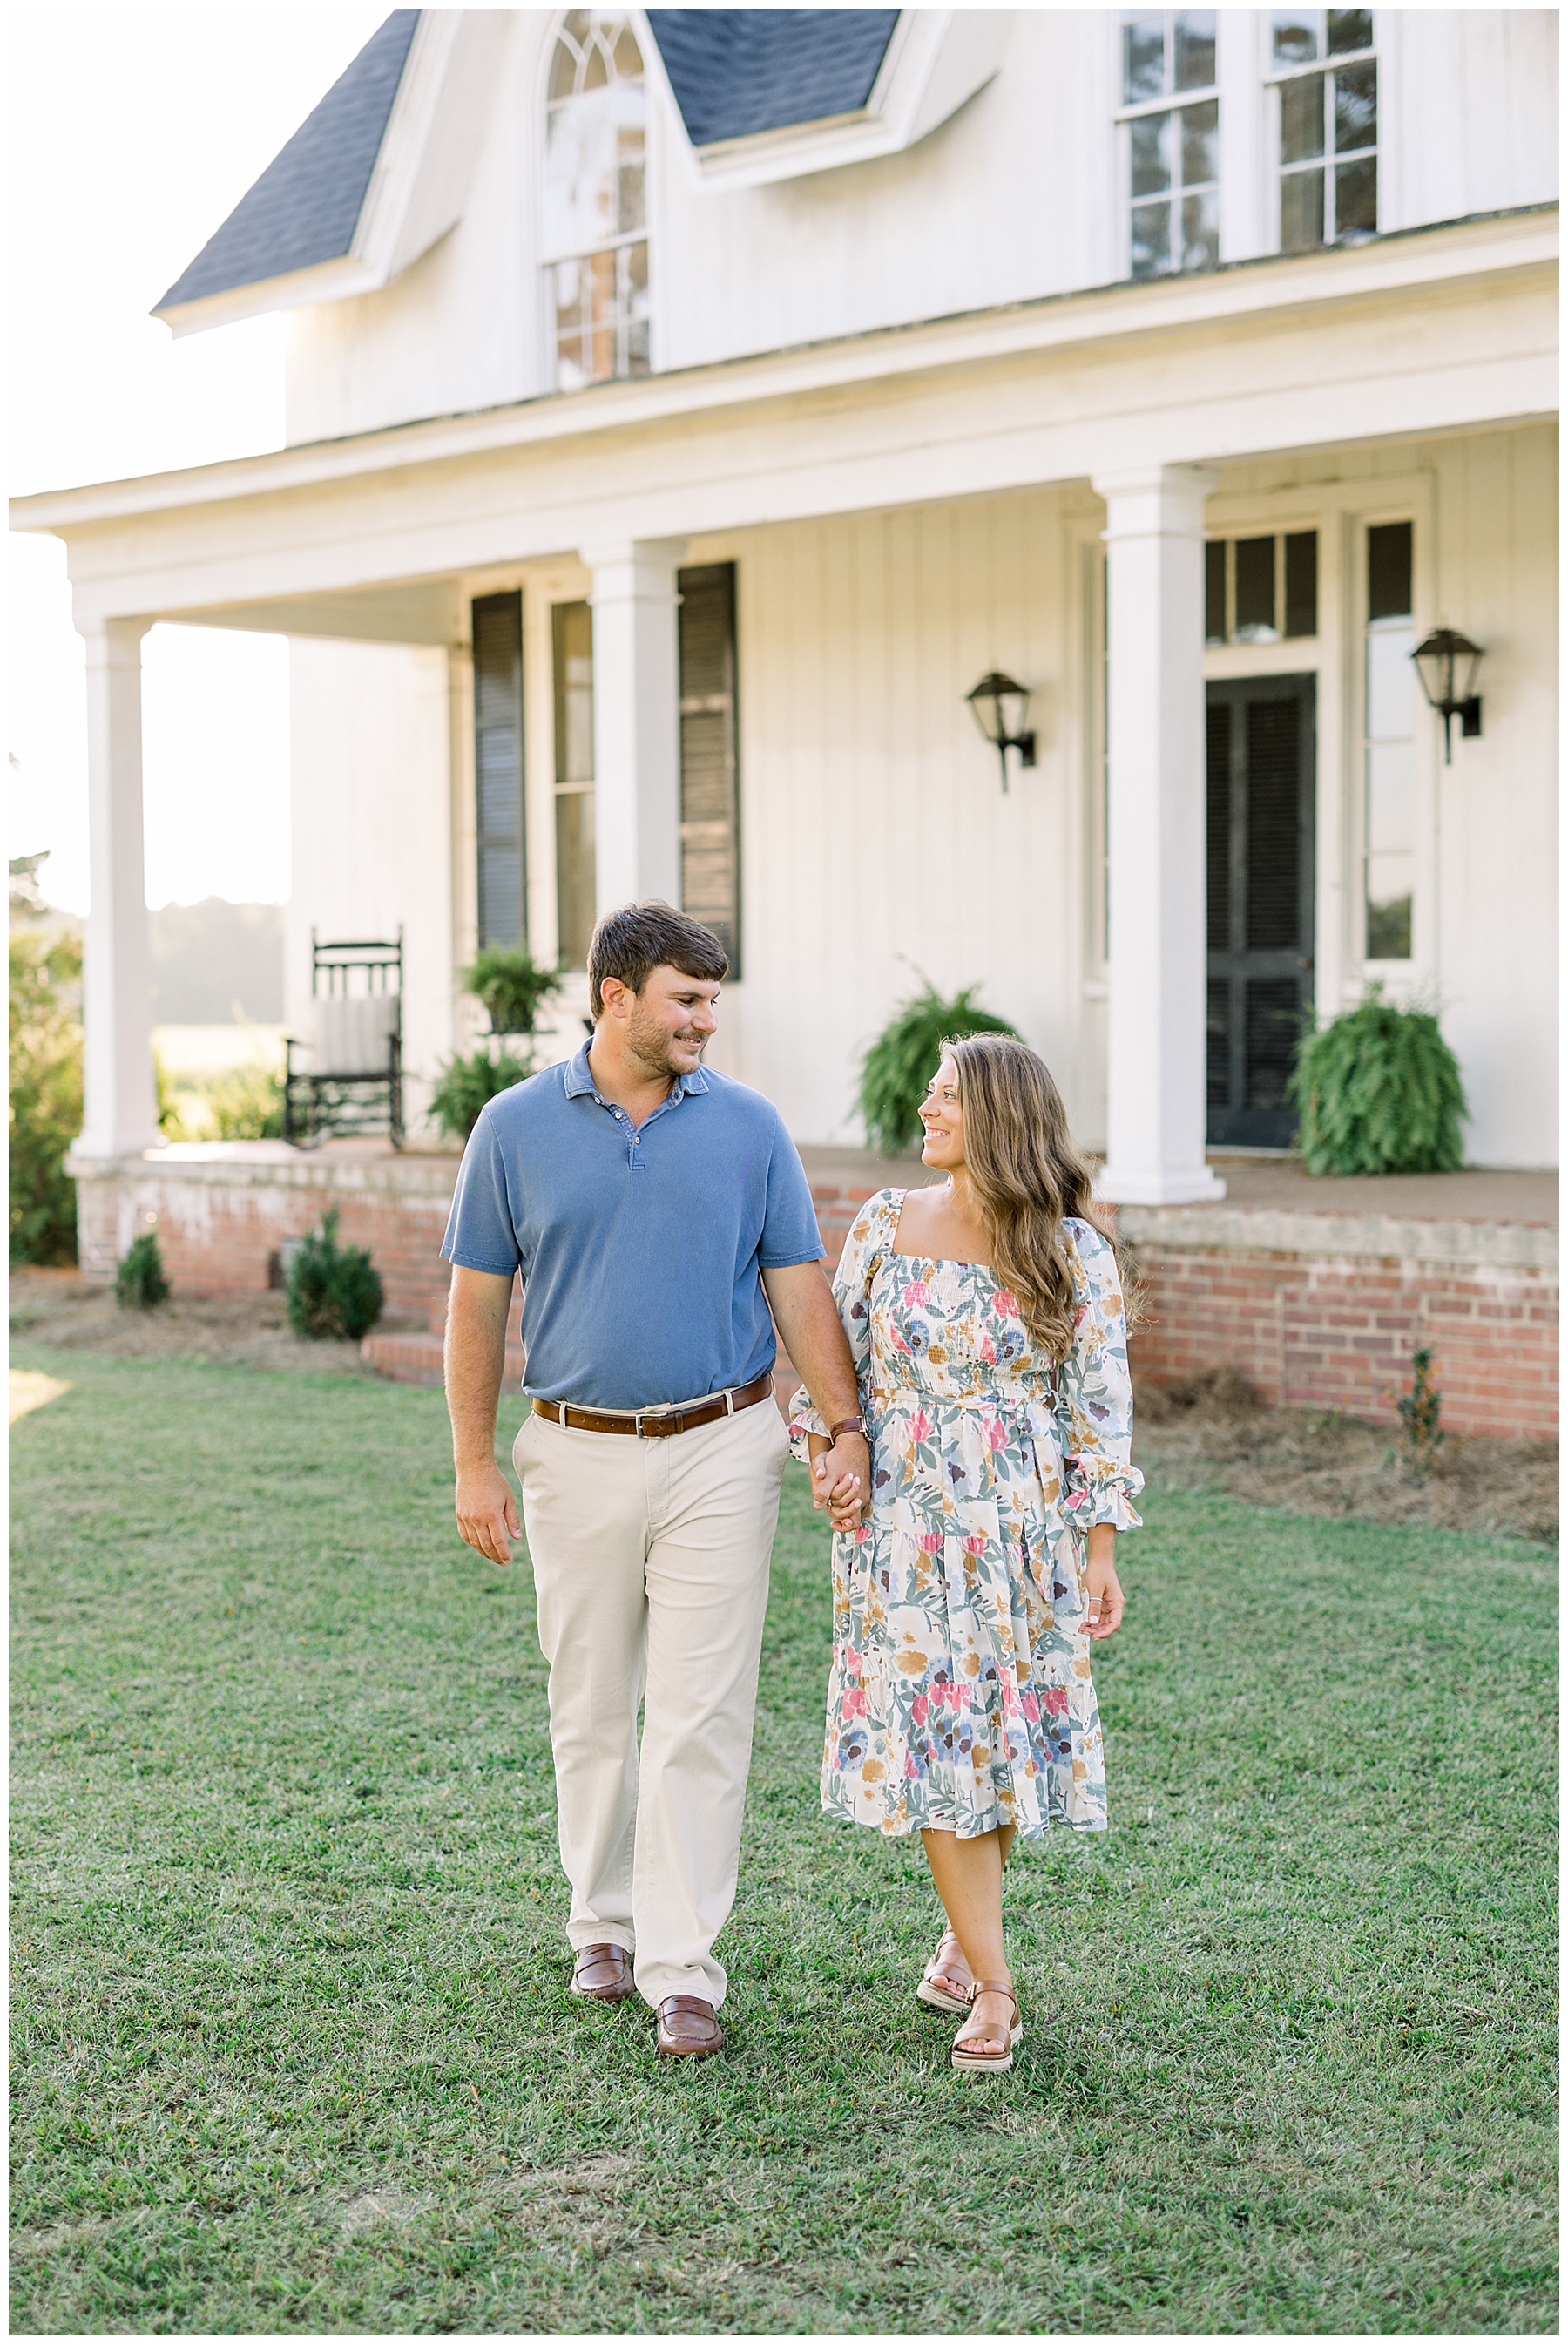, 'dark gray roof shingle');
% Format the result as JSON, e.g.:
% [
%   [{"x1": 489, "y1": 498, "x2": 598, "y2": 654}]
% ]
[
  {"x1": 155, "y1": 11, "x2": 420, "y2": 314},
  {"x1": 645, "y1": 9, "x2": 900, "y2": 147}
]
